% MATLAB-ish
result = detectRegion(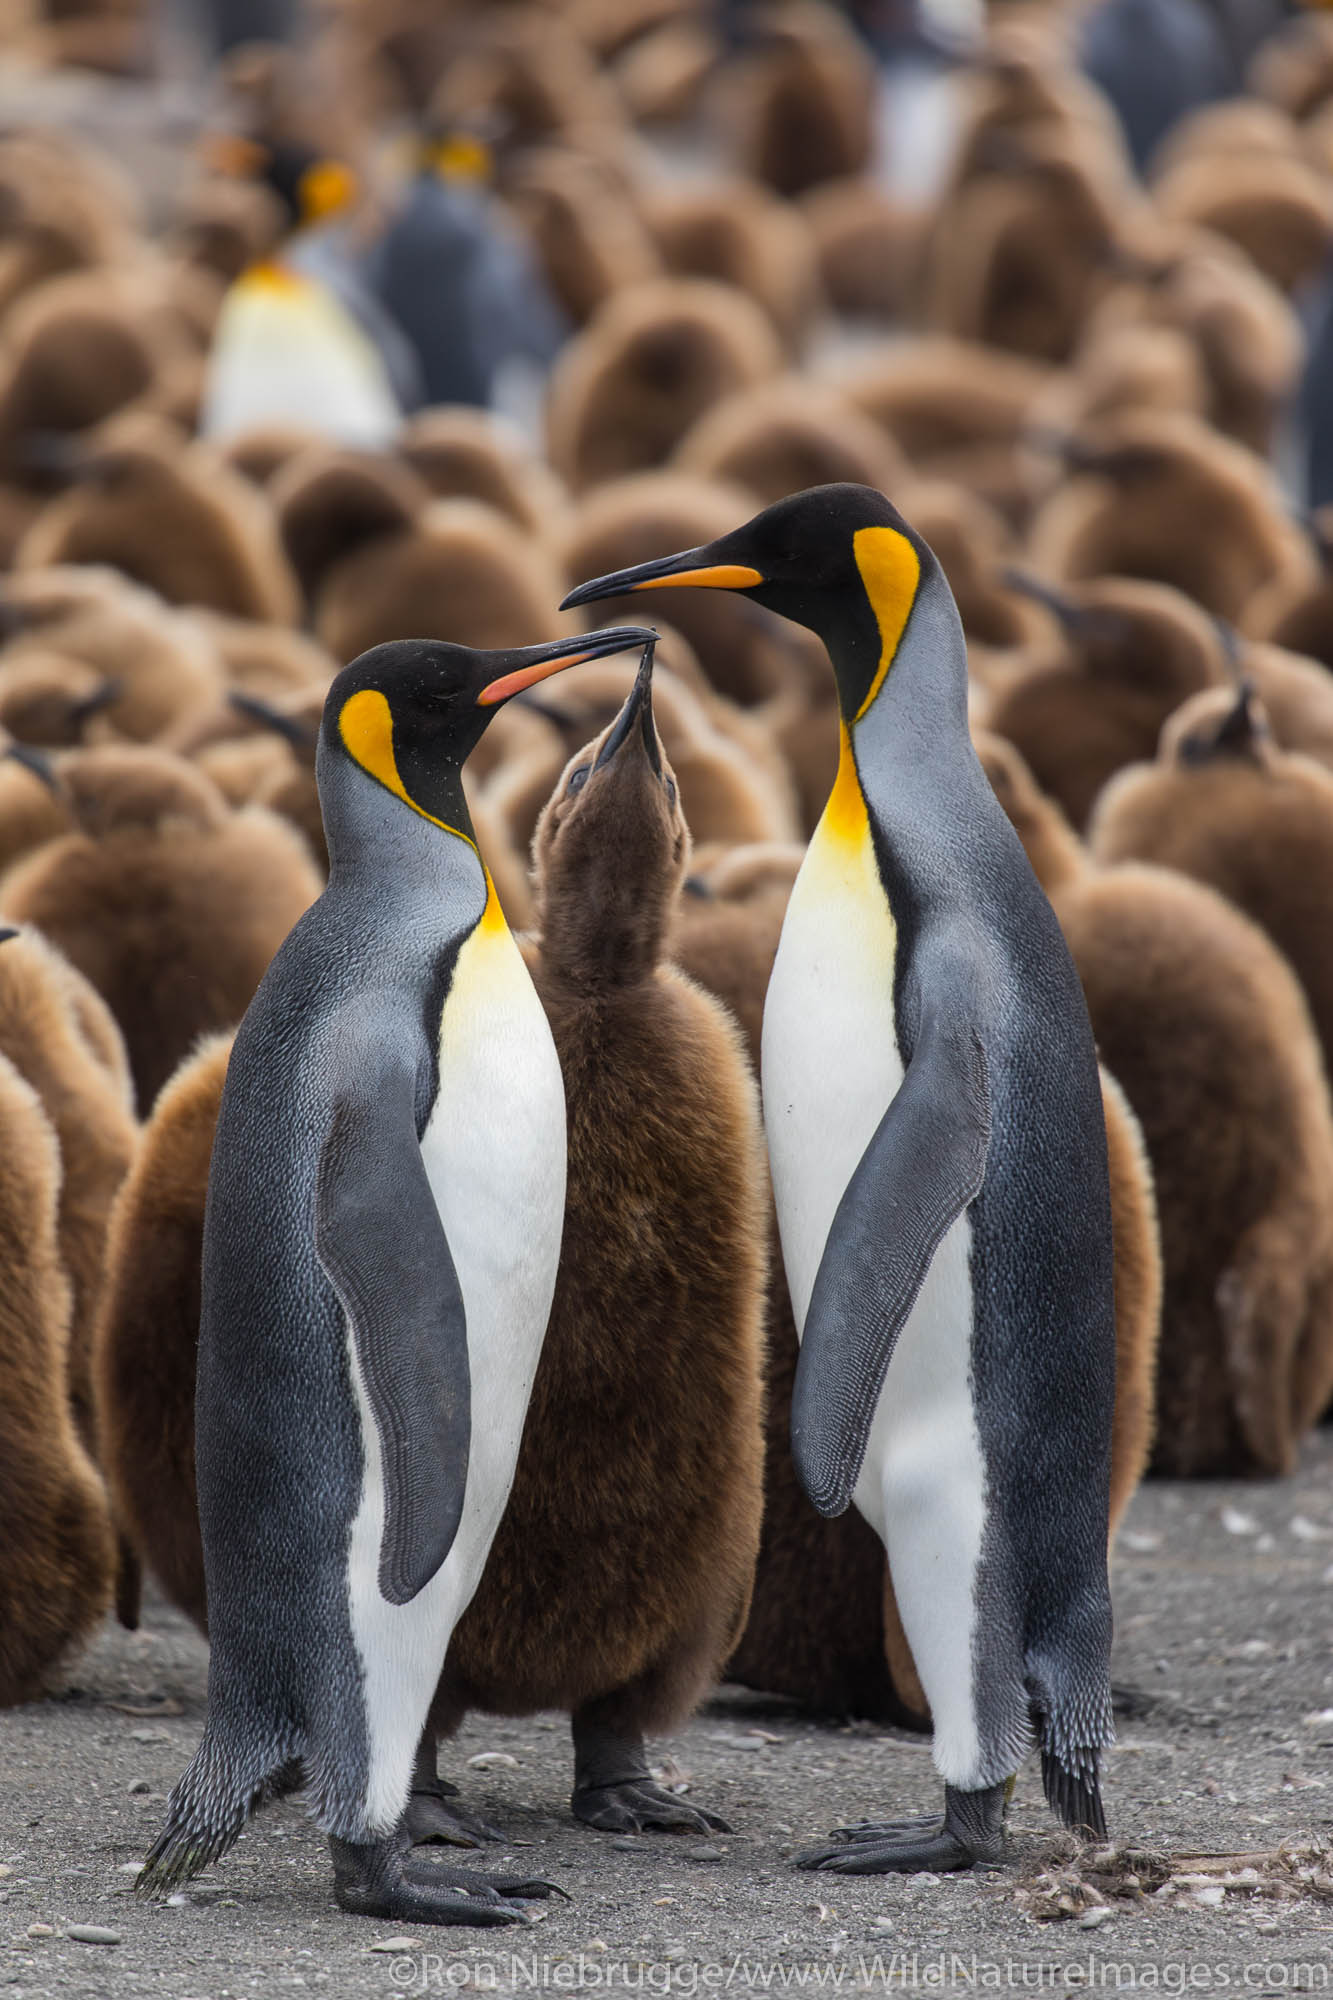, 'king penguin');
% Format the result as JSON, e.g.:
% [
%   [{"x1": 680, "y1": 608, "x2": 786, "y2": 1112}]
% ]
[
  {"x1": 137, "y1": 619, "x2": 654, "y2": 1926},
  {"x1": 563, "y1": 483, "x2": 1117, "y2": 1874}
]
